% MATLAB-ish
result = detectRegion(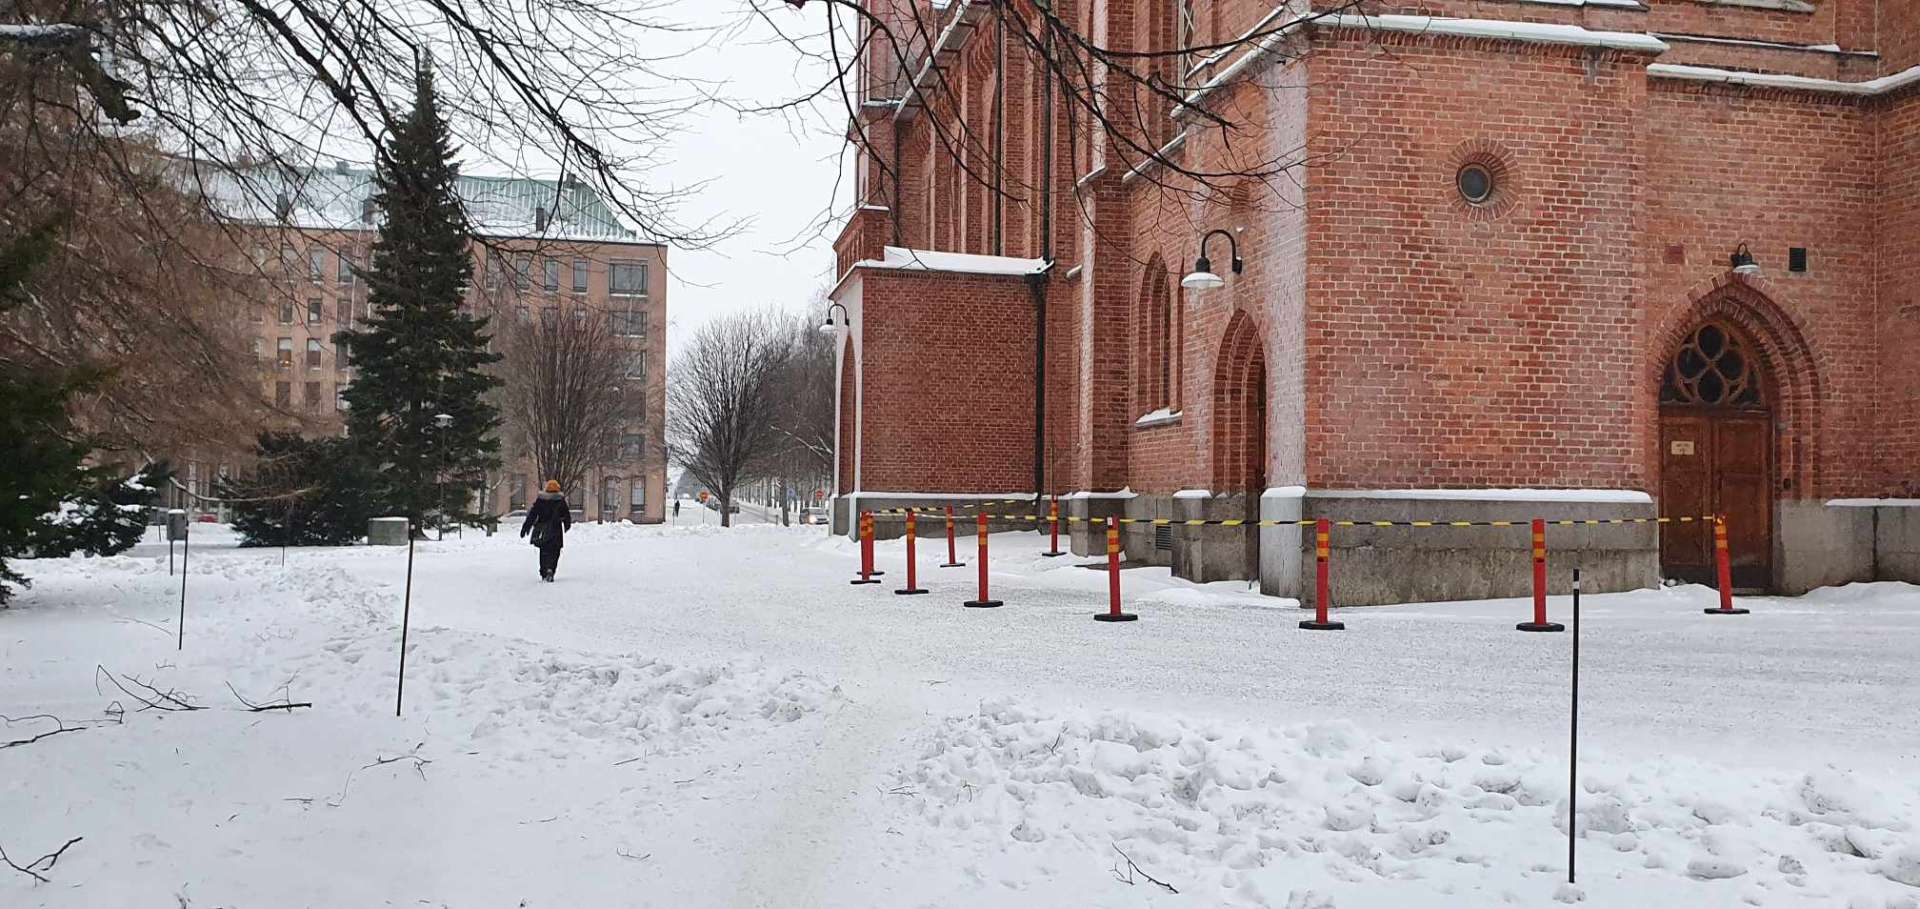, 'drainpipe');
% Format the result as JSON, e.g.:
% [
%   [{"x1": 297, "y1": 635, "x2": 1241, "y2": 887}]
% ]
[{"x1": 1032, "y1": 6, "x2": 1055, "y2": 507}]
